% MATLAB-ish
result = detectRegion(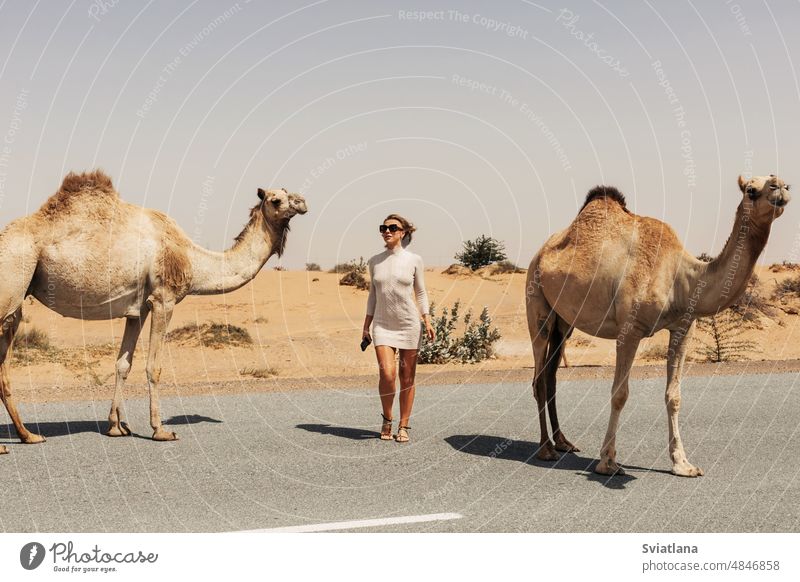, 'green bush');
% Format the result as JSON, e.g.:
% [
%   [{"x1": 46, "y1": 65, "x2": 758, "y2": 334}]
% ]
[
  {"x1": 419, "y1": 302, "x2": 461, "y2": 364},
  {"x1": 419, "y1": 301, "x2": 501, "y2": 364},
  {"x1": 305, "y1": 263, "x2": 322, "y2": 271},
  {"x1": 455, "y1": 235, "x2": 507, "y2": 271}
]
